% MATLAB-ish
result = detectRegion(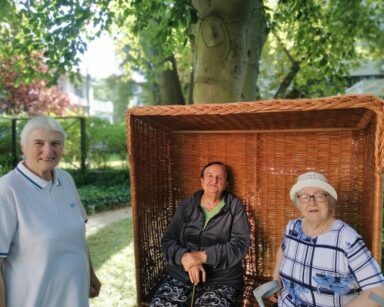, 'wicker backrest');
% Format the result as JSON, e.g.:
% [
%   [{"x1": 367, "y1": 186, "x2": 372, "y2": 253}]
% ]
[{"x1": 126, "y1": 95, "x2": 384, "y2": 306}]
